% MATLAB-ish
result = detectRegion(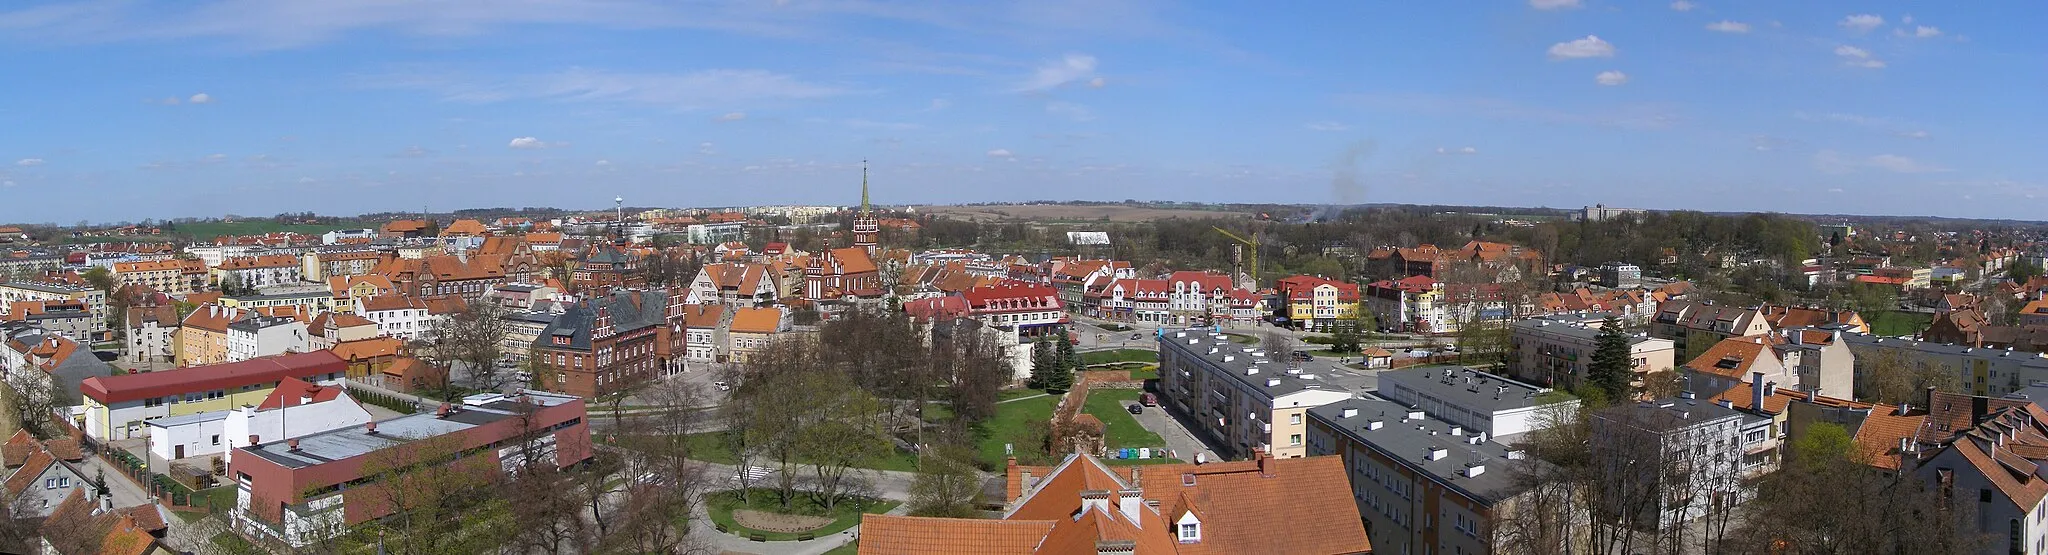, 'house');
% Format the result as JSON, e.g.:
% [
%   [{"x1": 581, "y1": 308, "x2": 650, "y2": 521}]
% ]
[
  {"x1": 859, "y1": 451, "x2": 1371, "y2": 555},
  {"x1": 1650, "y1": 300, "x2": 1772, "y2": 361},
  {"x1": 436, "y1": 219, "x2": 490, "y2": 251},
  {"x1": 39, "y1": 488, "x2": 174, "y2": 554},
  {"x1": 125, "y1": 303, "x2": 180, "y2": 365},
  {"x1": 178, "y1": 304, "x2": 250, "y2": 366},
  {"x1": 0, "y1": 282, "x2": 108, "y2": 341},
  {"x1": 1275, "y1": 275, "x2": 1361, "y2": 332},
  {"x1": 1909, "y1": 401, "x2": 2048, "y2": 555},
  {"x1": 1758, "y1": 304, "x2": 1867, "y2": 334},
  {"x1": 213, "y1": 255, "x2": 306, "y2": 289},
  {"x1": 681, "y1": 304, "x2": 726, "y2": 363},
  {"x1": 1508, "y1": 315, "x2": 1677, "y2": 391},
  {"x1": 4, "y1": 430, "x2": 92, "y2": 513},
  {"x1": 962, "y1": 281, "x2": 1066, "y2": 340},
  {"x1": 1157, "y1": 329, "x2": 1353, "y2": 459},
  {"x1": 228, "y1": 391, "x2": 592, "y2": 547},
  {"x1": 1376, "y1": 366, "x2": 1579, "y2": 443},
  {"x1": 1, "y1": 328, "x2": 117, "y2": 405},
  {"x1": 1365, "y1": 275, "x2": 1442, "y2": 333},
  {"x1": 529, "y1": 288, "x2": 688, "y2": 398},
  {"x1": 354, "y1": 295, "x2": 431, "y2": 341},
  {"x1": 211, "y1": 377, "x2": 373, "y2": 465},
  {"x1": 726, "y1": 306, "x2": 786, "y2": 363},
  {"x1": 1701, "y1": 381, "x2": 1923, "y2": 479},
  {"x1": 329, "y1": 336, "x2": 405, "y2": 381},
  {"x1": 304, "y1": 312, "x2": 378, "y2": 351},
  {"x1": 1, "y1": 300, "x2": 98, "y2": 343},
  {"x1": 1309, "y1": 397, "x2": 1555, "y2": 555},
  {"x1": 225, "y1": 315, "x2": 309, "y2": 363},
  {"x1": 80, "y1": 351, "x2": 347, "y2": 441},
  {"x1": 378, "y1": 219, "x2": 430, "y2": 239},
  {"x1": 689, "y1": 262, "x2": 777, "y2": 307},
  {"x1": 323, "y1": 274, "x2": 395, "y2": 313}
]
